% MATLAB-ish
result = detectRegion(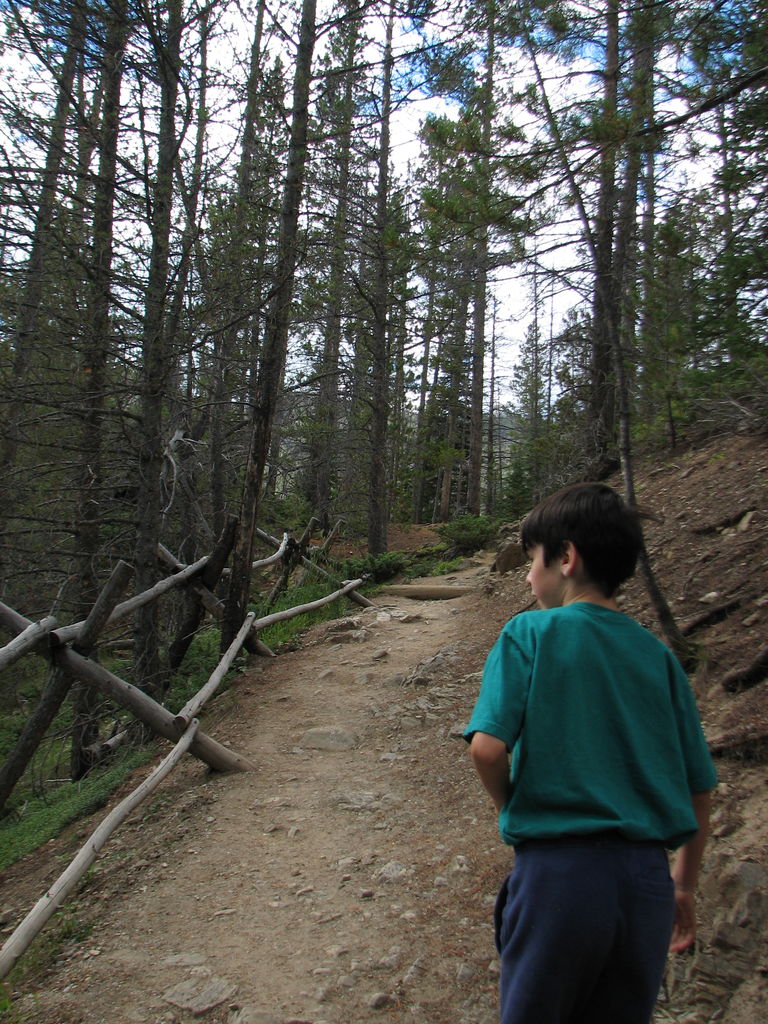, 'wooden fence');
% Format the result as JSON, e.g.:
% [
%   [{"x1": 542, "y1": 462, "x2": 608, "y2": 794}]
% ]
[{"x1": 0, "y1": 526, "x2": 369, "y2": 980}]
